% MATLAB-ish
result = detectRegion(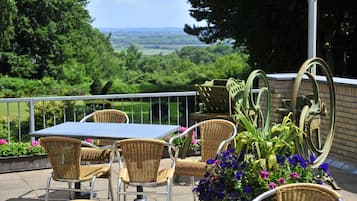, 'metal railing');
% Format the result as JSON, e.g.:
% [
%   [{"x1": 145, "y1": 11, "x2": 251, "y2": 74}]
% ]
[{"x1": 0, "y1": 91, "x2": 197, "y2": 143}]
